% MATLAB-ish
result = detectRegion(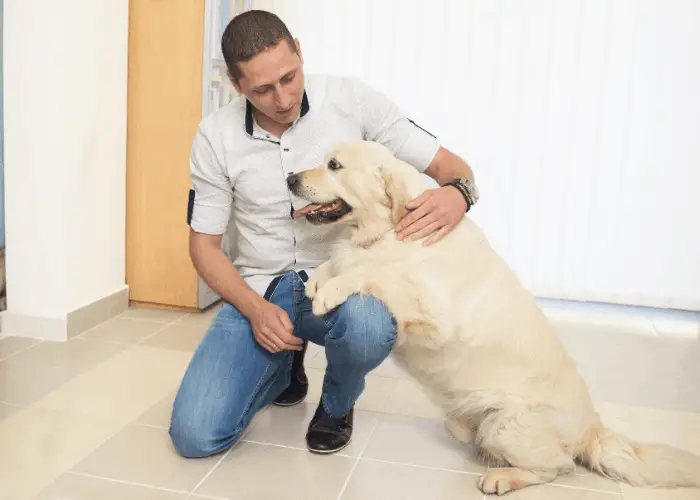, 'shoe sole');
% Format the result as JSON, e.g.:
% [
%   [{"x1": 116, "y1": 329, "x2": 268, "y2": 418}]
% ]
[
  {"x1": 271, "y1": 394, "x2": 307, "y2": 407},
  {"x1": 306, "y1": 436, "x2": 353, "y2": 455}
]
